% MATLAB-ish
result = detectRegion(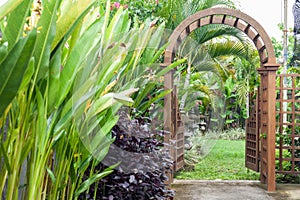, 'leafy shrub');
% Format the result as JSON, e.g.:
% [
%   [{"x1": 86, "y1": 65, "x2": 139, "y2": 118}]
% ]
[
  {"x1": 79, "y1": 111, "x2": 174, "y2": 199},
  {"x1": 109, "y1": 0, "x2": 164, "y2": 24},
  {"x1": 217, "y1": 128, "x2": 246, "y2": 140},
  {"x1": 275, "y1": 129, "x2": 300, "y2": 183},
  {"x1": 275, "y1": 149, "x2": 300, "y2": 183}
]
